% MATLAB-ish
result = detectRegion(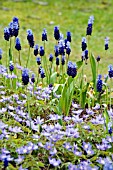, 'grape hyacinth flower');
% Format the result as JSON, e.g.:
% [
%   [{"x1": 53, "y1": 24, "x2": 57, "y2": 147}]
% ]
[
  {"x1": 49, "y1": 54, "x2": 53, "y2": 62},
  {"x1": 9, "y1": 21, "x2": 14, "y2": 37},
  {"x1": 96, "y1": 56, "x2": 100, "y2": 62},
  {"x1": 67, "y1": 31, "x2": 71, "y2": 42},
  {"x1": 85, "y1": 49, "x2": 88, "y2": 60},
  {"x1": 42, "y1": 28, "x2": 47, "y2": 41},
  {"x1": 39, "y1": 46, "x2": 45, "y2": 56},
  {"x1": 81, "y1": 37, "x2": 87, "y2": 51},
  {"x1": 13, "y1": 21, "x2": 19, "y2": 37},
  {"x1": 67, "y1": 61, "x2": 77, "y2": 78},
  {"x1": 54, "y1": 26, "x2": 60, "y2": 40},
  {"x1": 36, "y1": 57, "x2": 41, "y2": 65},
  {"x1": 56, "y1": 57, "x2": 59, "y2": 66},
  {"x1": 9, "y1": 61, "x2": 14, "y2": 72},
  {"x1": 96, "y1": 75, "x2": 102, "y2": 92},
  {"x1": 4, "y1": 27, "x2": 10, "y2": 41},
  {"x1": 40, "y1": 68, "x2": 45, "y2": 79},
  {"x1": 4, "y1": 158, "x2": 8, "y2": 168},
  {"x1": 59, "y1": 40, "x2": 65, "y2": 55},
  {"x1": 31, "y1": 73, "x2": 35, "y2": 84},
  {"x1": 66, "y1": 41, "x2": 71, "y2": 56},
  {"x1": 34, "y1": 44, "x2": 38, "y2": 56},
  {"x1": 15, "y1": 37, "x2": 21, "y2": 51},
  {"x1": 105, "y1": 37, "x2": 109, "y2": 50},
  {"x1": 61, "y1": 55, "x2": 65, "y2": 65},
  {"x1": 108, "y1": 122, "x2": 112, "y2": 135},
  {"x1": 108, "y1": 65, "x2": 113, "y2": 78},
  {"x1": 0, "y1": 49, "x2": 3, "y2": 60},
  {"x1": 27, "y1": 29, "x2": 34, "y2": 48},
  {"x1": 22, "y1": 68, "x2": 29, "y2": 85},
  {"x1": 86, "y1": 16, "x2": 94, "y2": 36},
  {"x1": 54, "y1": 45, "x2": 59, "y2": 57}
]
